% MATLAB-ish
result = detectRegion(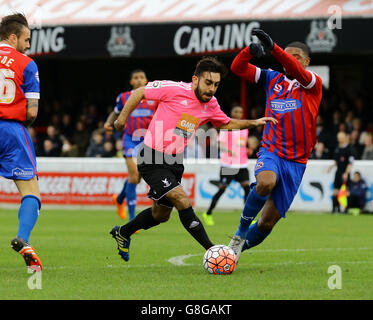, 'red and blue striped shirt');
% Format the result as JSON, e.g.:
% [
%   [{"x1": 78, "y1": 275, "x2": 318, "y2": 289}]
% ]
[
  {"x1": 231, "y1": 44, "x2": 322, "y2": 164},
  {"x1": 114, "y1": 90, "x2": 158, "y2": 136}
]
